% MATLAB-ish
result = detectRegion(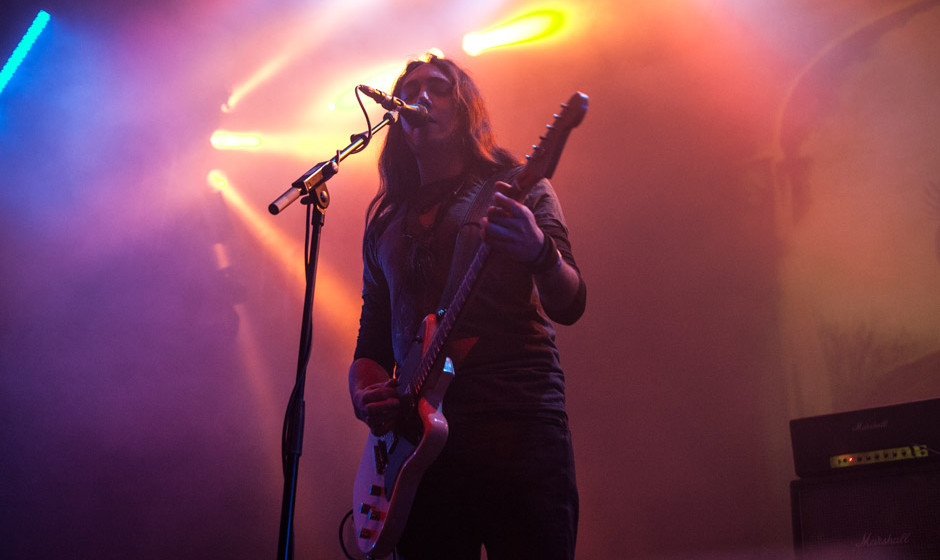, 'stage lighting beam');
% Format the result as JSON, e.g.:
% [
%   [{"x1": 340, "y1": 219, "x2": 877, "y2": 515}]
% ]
[
  {"x1": 463, "y1": 9, "x2": 565, "y2": 56},
  {"x1": 0, "y1": 10, "x2": 51, "y2": 96}
]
